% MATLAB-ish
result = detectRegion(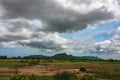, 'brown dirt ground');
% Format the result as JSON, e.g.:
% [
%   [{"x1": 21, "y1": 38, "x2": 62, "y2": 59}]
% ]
[{"x1": 0, "y1": 65, "x2": 92, "y2": 76}]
